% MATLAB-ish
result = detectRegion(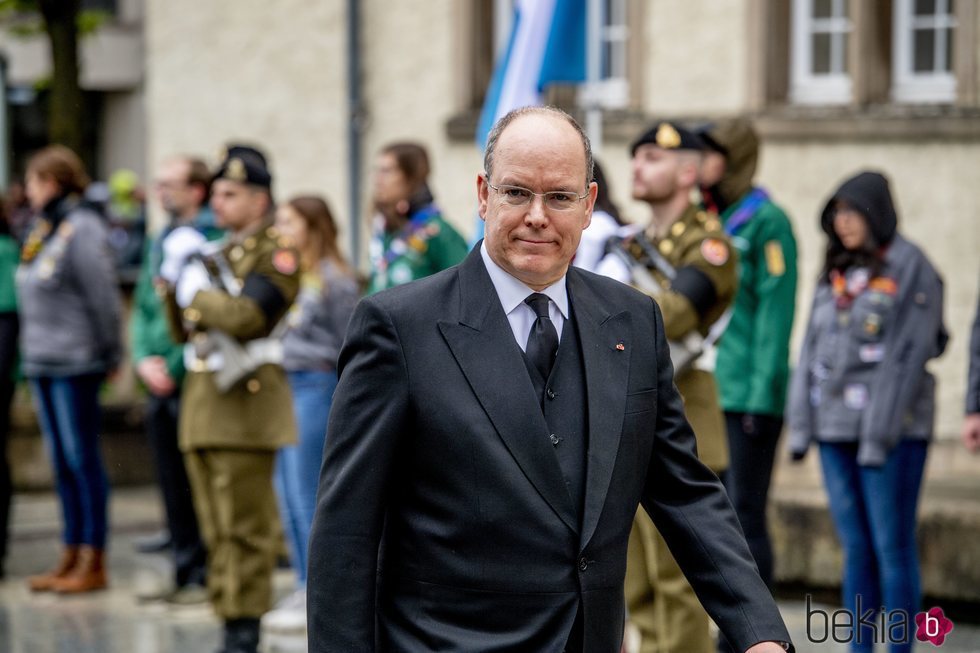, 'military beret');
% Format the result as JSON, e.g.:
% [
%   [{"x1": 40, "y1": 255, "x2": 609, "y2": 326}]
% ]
[
  {"x1": 631, "y1": 121, "x2": 705, "y2": 156},
  {"x1": 213, "y1": 143, "x2": 272, "y2": 189}
]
